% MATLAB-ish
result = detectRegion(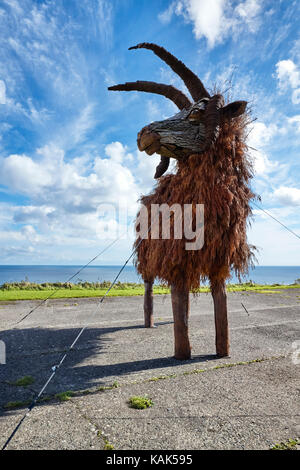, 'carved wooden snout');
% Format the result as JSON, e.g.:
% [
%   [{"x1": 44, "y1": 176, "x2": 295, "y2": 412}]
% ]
[{"x1": 137, "y1": 127, "x2": 161, "y2": 155}]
